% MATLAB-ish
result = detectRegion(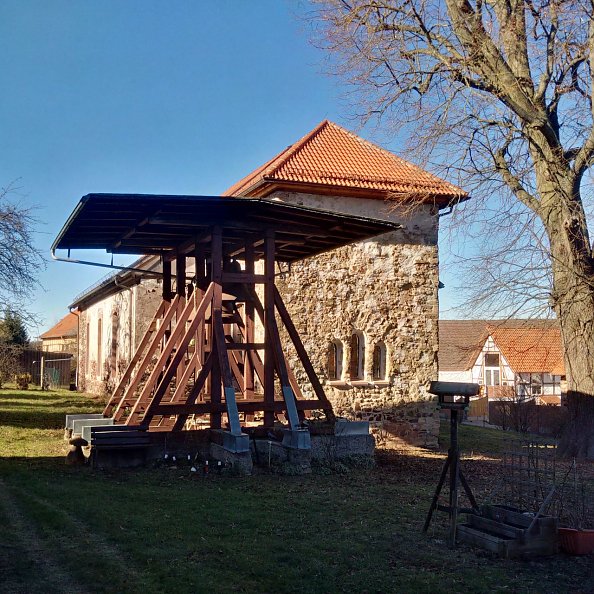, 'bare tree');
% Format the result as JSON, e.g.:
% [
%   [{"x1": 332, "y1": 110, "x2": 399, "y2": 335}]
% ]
[
  {"x1": 311, "y1": 0, "x2": 594, "y2": 457},
  {"x1": 0, "y1": 182, "x2": 43, "y2": 321}
]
